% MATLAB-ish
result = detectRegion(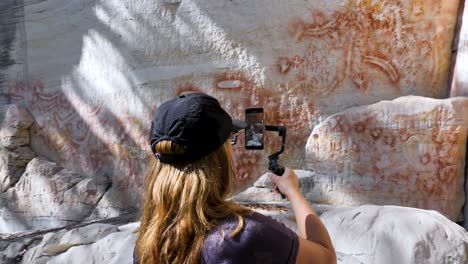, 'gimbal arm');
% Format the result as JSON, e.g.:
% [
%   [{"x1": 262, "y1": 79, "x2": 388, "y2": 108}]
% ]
[
  {"x1": 265, "y1": 125, "x2": 287, "y2": 198},
  {"x1": 265, "y1": 125, "x2": 286, "y2": 175}
]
